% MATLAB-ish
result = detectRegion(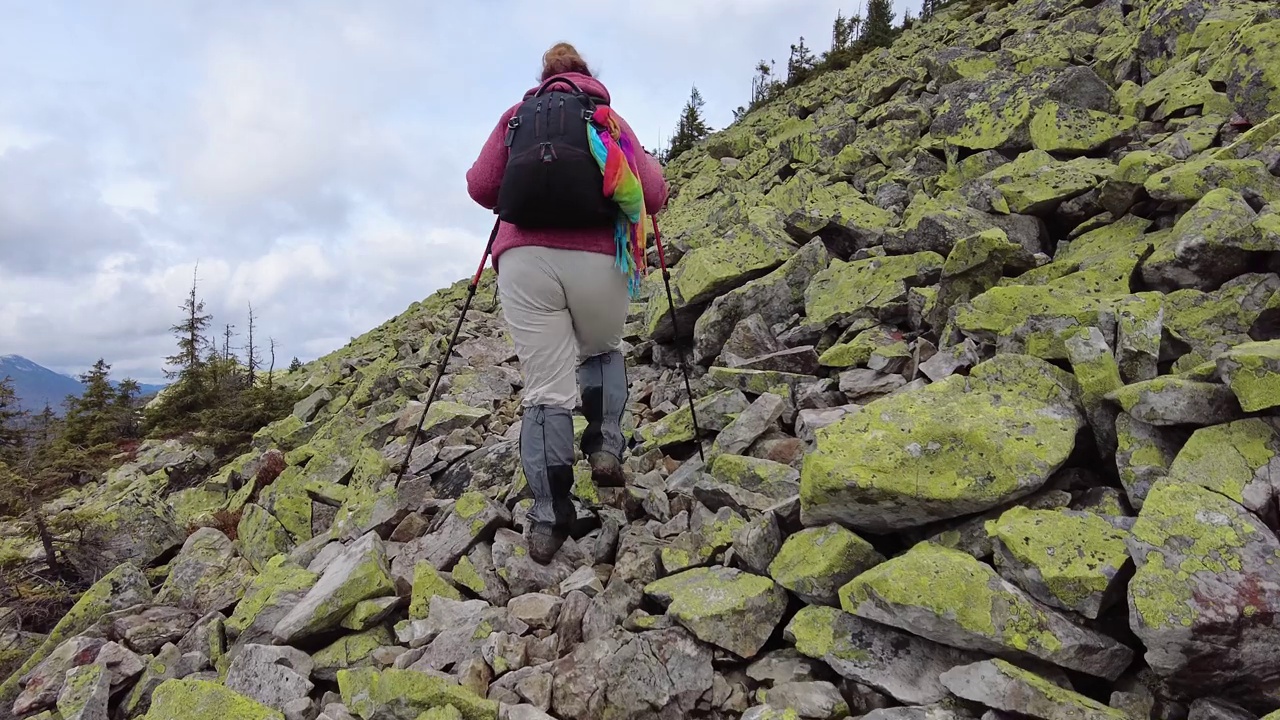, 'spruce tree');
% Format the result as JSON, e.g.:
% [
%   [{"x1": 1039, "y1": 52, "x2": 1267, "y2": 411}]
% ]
[
  {"x1": 787, "y1": 37, "x2": 817, "y2": 86},
  {"x1": 289, "y1": 357, "x2": 303, "y2": 373},
  {"x1": 666, "y1": 85, "x2": 712, "y2": 162},
  {"x1": 0, "y1": 376, "x2": 24, "y2": 460},
  {"x1": 63, "y1": 359, "x2": 118, "y2": 448},
  {"x1": 861, "y1": 0, "x2": 897, "y2": 49},
  {"x1": 165, "y1": 265, "x2": 213, "y2": 382}
]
